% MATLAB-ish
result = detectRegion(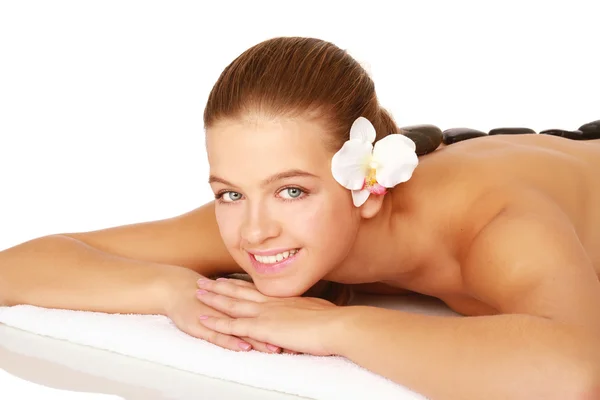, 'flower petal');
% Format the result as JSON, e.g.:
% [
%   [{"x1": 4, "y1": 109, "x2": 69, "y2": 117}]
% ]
[
  {"x1": 331, "y1": 140, "x2": 373, "y2": 190},
  {"x1": 372, "y1": 134, "x2": 419, "y2": 187},
  {"x1": 349, "y1": 117, "x2": 376, "y2": 144},
  {"x1": 392, "y1": 133, "x2": 417, "y2": 152},
  {"x1": 351, "y1": 189, "x2": 370, "y2": 207}
]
